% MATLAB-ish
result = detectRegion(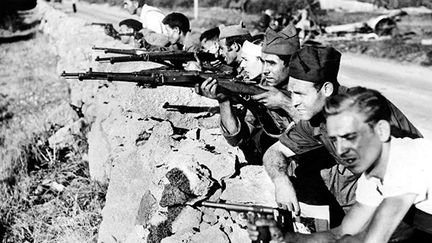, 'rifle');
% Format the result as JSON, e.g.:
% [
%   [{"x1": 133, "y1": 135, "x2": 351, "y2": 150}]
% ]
[
  {"x1": 198, "y1": 201, "x2": 294, "y2": 243},
  {"x1": 92, "y1": 46, "x2": 147, "y2": 56},
  {"x1": 90, "y1": 22, "x2": 120, "y2": 40},
  {"x1": 61, "y1": 69, "x2": 286, "y2": 136},
  {"x1": 90, "y1": 22, "x2": 114, "y2": 28},
  {"x1": 94, "y1": 51, "x2": 221, "y2": 68}
]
